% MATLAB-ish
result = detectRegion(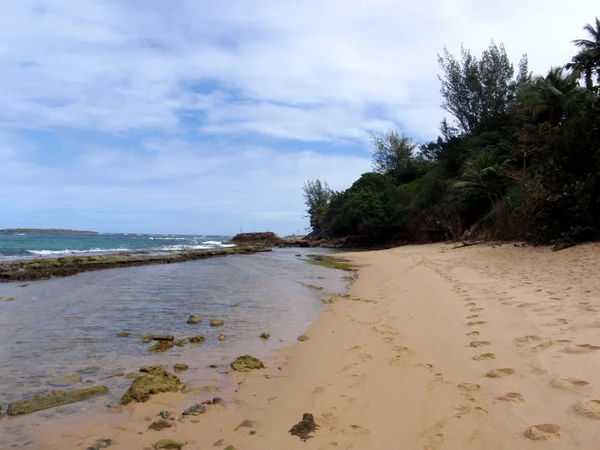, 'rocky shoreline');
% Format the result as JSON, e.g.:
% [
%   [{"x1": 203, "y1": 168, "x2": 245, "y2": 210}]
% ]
[{"x1": 0, "y1": 247, "x2": 270, "y2": 282}]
